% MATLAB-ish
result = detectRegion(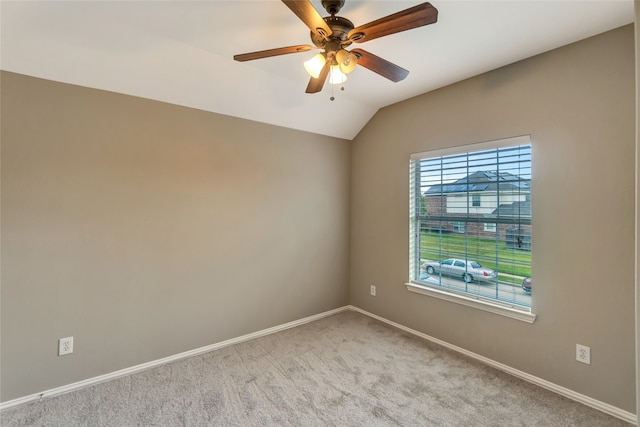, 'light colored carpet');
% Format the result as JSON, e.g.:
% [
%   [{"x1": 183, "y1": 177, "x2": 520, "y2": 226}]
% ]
[{"x1": 1, "y1": 311, "x2": 631, "y2": 426}]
